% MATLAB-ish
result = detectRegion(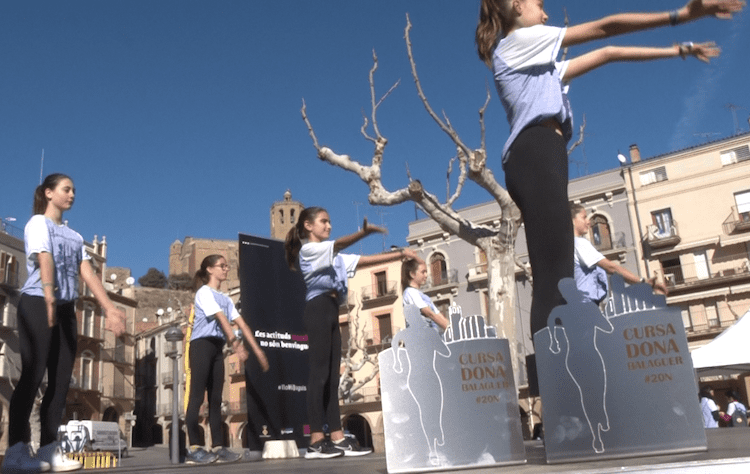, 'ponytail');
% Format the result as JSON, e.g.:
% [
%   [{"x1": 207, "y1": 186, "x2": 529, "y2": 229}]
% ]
[
  {"x1": 476, "y1": 0, "x2": 514, "y2": 66},
  {"x1": 193, "y1": 254, "x2": 224, "y2": 291},
  {"x1": 33, "y1": 173, "x2": 72, "y2": 215},
  {"x1": 284, "y1": 206, "x2": 326, "y2": 271}
]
